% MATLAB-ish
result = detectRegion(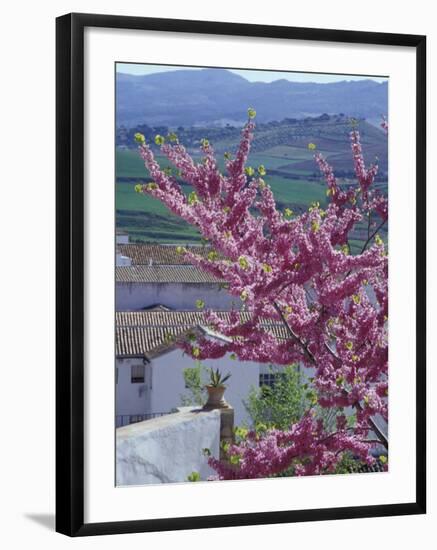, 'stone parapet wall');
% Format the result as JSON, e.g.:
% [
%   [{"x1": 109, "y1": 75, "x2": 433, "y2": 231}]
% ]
[{"x1": 116, "y1": 407, "x2": 221, "y2": 485}]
